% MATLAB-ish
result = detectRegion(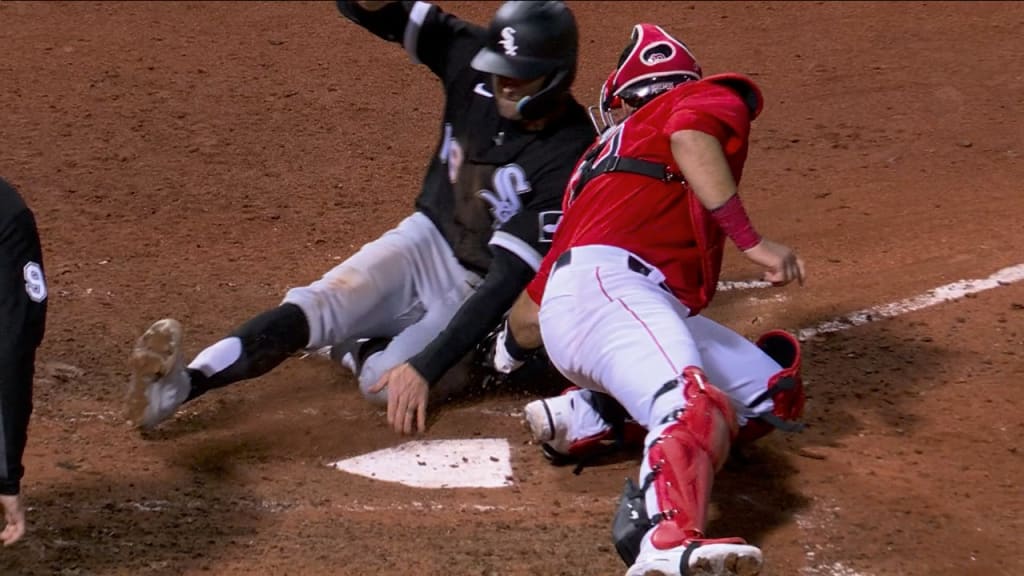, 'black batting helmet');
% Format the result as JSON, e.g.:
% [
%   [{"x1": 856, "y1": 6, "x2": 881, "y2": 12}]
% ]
[{"x1": 470, "y1": 1, "x2": 578, "y2": 120}]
